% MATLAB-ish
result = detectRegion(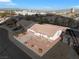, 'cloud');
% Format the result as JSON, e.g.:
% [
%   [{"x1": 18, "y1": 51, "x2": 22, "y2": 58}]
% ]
[
  {"x1": 5, "y1": 2, "x2": 16, "y2": 6},
  {"x1": 0, "y1": 0, "x2": 11, "y2": 2},
  {"x1": 72, "y1": 5, "x2": 79, "y2": 8},
  {"x1": 0, "y1": 0, "x2": 16, "y2": 6}
]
